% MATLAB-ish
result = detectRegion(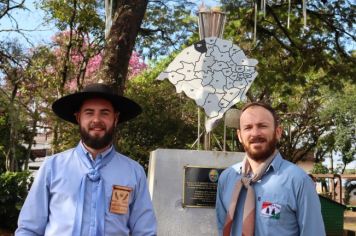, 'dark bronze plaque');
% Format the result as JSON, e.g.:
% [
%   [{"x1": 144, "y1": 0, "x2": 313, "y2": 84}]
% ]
[{"x1": 183, "y1": 166, "x2": 225, "y2": 208}]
